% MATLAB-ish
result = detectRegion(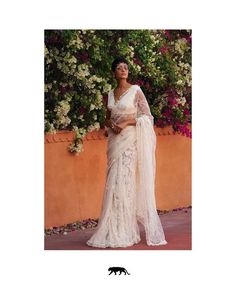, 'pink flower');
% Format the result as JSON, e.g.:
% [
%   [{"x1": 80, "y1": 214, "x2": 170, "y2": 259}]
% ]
[
  {"x1": 75, "y1": 51, "x2": 89, "y2": 63},
  {"x1": 79, "y1": 107, "x2": 86, "y2": 114},
  {"x1": 184, "y1": 35, "x2": 192, "y2": 45},
  {"x1": 160, "y1": 46, "x2": 168, "y2": 54},
  {"x1": 176, "y1": 122, "x2": 192, "y2": 138},
  {"x1": 167, "y1": 96, "x2": 177, "y2": 106},
  {"x1": 183, "y1": 109, "x2": 190, "y2": 115},
  {"x1": 59, "y1": 85, "x2": 70, "y2": 94},
  {"x1": 135, "y1": 79, "x2": 145, "y2": 86},
  {"x1": 156, "y1": 118, "x2": 165, "y2": 128},
  {"x1": 164, "y1": 30, "x2": 172, "y2": 40},
  {"x1": 134, "y1": 57, "x2": 143, "y2": 66},
  {"x1": 163, "y1": 109, "x2": 172, "y2": 119}
]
